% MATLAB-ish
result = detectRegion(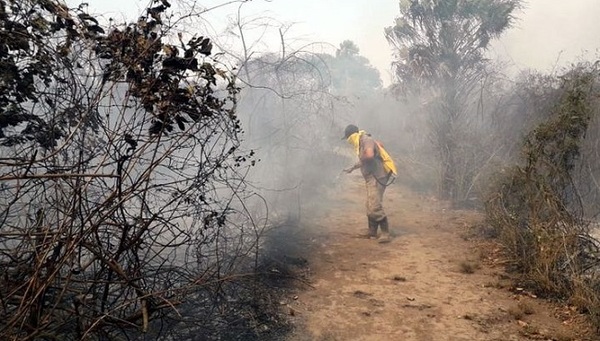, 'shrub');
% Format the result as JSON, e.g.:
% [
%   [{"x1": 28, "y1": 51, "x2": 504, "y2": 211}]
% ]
[{"x1": 485, "y1": 64, "x2": 600, "y2": 328}]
